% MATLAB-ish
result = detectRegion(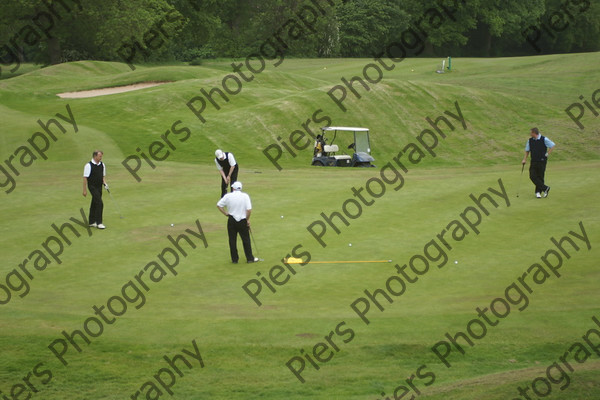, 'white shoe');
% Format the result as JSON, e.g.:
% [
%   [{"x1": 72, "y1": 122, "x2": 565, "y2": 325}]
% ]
[
  {"x1": 97, "y1": 224, "x2": 106, "y2": 229},
  {"x1": 536, "y1": 192, "x2": 541, "y2": 198},
  {"x1": 543, "y1": 186, "x2": 550, "y2": 198},
  {"x1": 89, "y1": 222, "x2": 97, "y2": 227}
]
